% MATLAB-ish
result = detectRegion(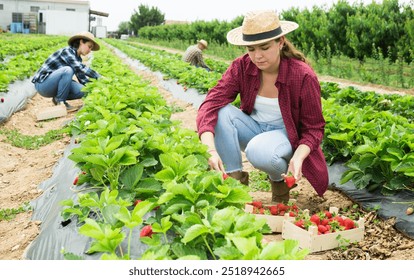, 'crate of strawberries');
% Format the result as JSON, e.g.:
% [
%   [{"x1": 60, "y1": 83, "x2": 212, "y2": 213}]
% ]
[
  {"x1": 245, "y1": 200, "x2": 299, "y2": 232},
  {"x1": 281, "y1": 207, "x2": 364, "y2": 253}
]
